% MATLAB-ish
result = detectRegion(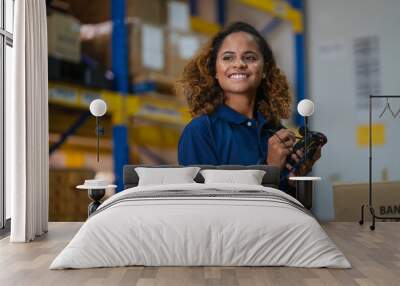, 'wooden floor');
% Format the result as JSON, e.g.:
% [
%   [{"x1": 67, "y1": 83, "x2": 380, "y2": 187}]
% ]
[{"x1": 0, "y1": 222, "x2": 399, "y2": 286}]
